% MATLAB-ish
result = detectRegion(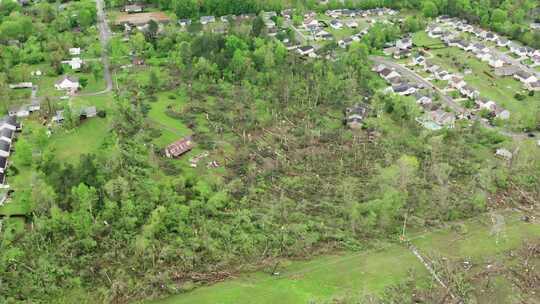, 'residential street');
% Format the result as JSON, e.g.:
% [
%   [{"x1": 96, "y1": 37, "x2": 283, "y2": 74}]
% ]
[
  {"x1": 95, "y1": 0, "x2": 113, "y2": 94},
  {"x1": 369, "y1": 56, "x2": 535, "y2": 141}
]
